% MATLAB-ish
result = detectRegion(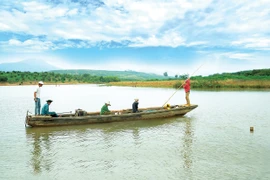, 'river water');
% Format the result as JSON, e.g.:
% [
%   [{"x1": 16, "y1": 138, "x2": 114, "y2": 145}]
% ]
[{"x1": 0, "y1": 85, "x2": 269, "y2": 180}]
